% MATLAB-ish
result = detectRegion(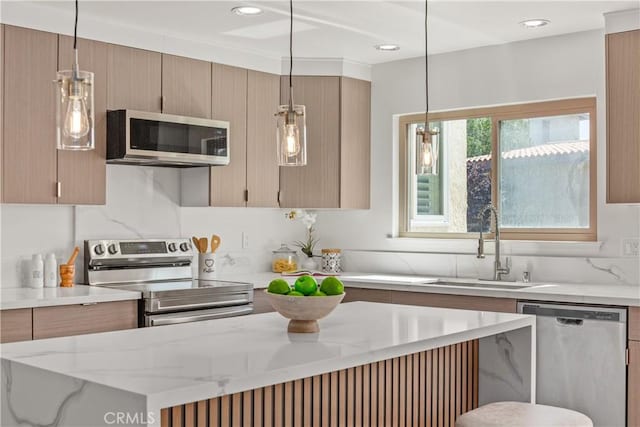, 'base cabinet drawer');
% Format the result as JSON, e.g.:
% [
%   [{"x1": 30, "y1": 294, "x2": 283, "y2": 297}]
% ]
[
  {"x1": 33, "y1": 300, "x2": 137, "y2": 339},
  {"x1": 391, "y1": 291, "x2": 517, "y2": 313},
  {"x1": 343, "y1": 287, "x2": 392, "y2": 303},
  {"x1": 0, "y1": 308, "x2": 32, "y2": 343}
]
